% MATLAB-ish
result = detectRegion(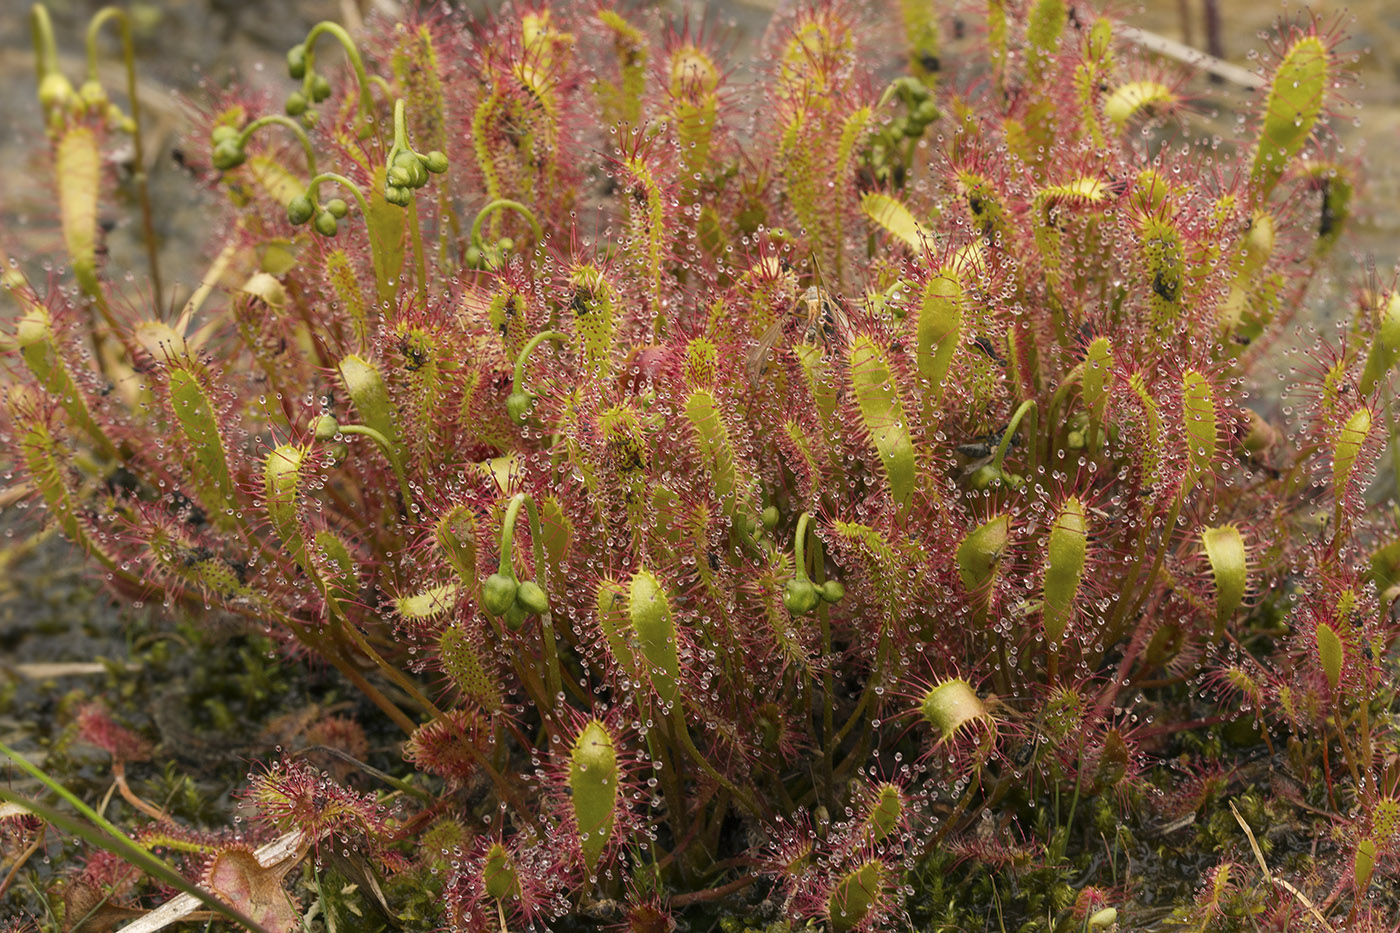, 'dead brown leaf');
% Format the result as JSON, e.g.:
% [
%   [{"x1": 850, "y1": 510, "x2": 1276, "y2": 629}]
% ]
[{"x1": 62, "y1": 880, "x2": 144, "y2": 933}]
